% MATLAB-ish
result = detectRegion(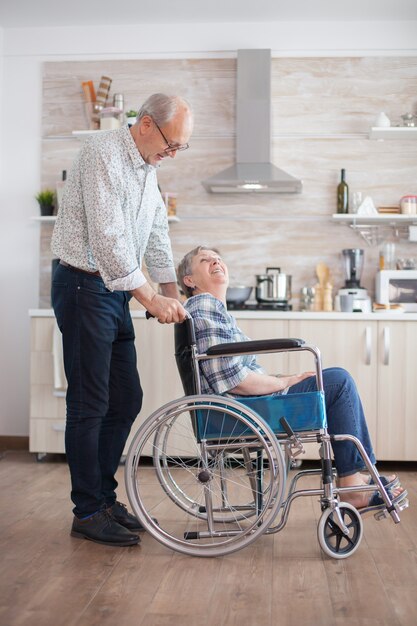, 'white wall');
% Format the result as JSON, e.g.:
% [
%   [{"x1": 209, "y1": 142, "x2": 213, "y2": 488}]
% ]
[
  {"x1": 0, "y1": 27, "x2": 3, "y2": 186},
  {"x1": 1, "y1": 20, "x2": 417, "y2": 437}
]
